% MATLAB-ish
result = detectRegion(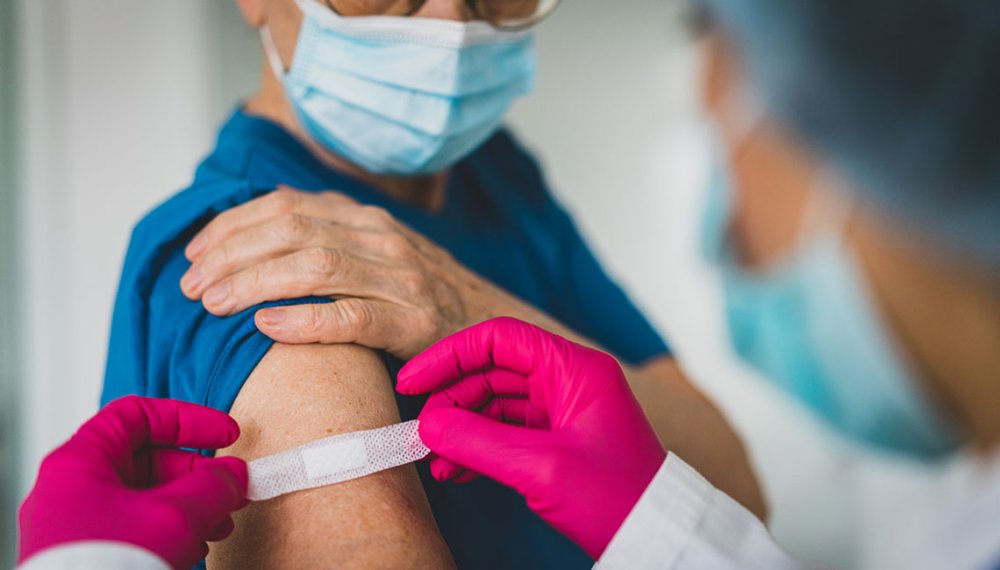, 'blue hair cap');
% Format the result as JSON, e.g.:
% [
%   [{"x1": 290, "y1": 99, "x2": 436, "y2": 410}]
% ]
[{"x1": 703, "y1": 0, "x2": 1000, "y2": 266}]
